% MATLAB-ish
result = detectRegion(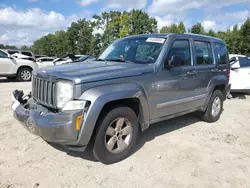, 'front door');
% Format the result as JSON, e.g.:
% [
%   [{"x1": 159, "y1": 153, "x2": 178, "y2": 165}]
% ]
[
  {"x1": 150, "y1": 39, "x2": 198, "y2": 119},
  {"x1": 0, "y1": 50, "x2": 14, "y2": 74}
]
